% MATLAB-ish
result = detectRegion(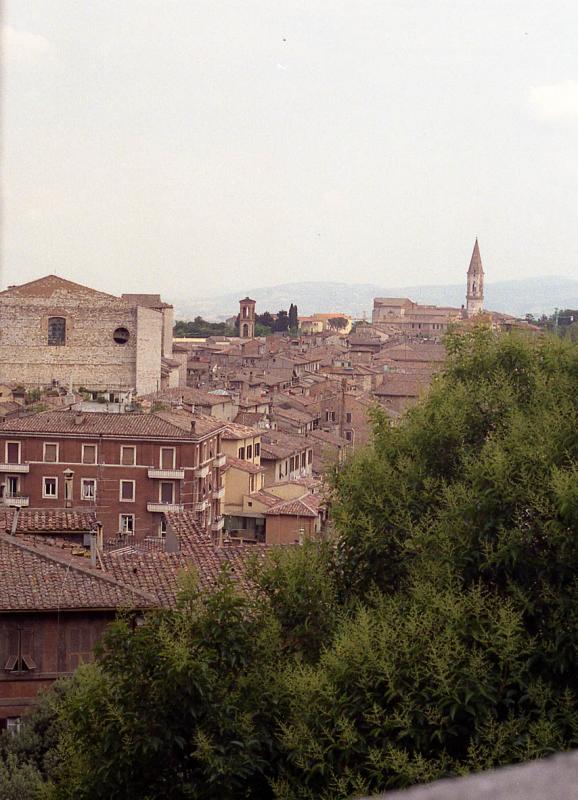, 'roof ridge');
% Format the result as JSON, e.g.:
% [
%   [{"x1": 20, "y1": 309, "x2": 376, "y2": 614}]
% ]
[{"x1": 2, "y1": 533, "x2": 156, "y2": 604}]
